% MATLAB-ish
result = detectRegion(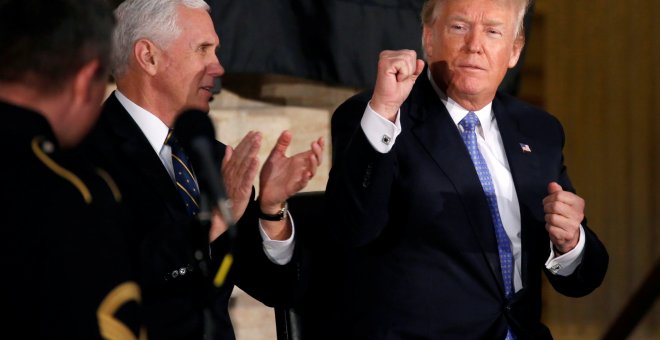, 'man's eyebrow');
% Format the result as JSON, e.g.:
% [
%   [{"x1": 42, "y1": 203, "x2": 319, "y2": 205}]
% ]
[
  {"x1": 483, "y1": 18, "x2": 506, "y2": 27},
  {"x1": 447, "y1": 14, "x2": 506, "y2": 27},
  {"x1": 447, "y1": 14, "x2": 469, "y2": 22}
]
